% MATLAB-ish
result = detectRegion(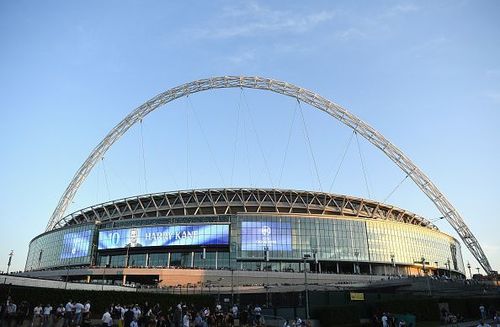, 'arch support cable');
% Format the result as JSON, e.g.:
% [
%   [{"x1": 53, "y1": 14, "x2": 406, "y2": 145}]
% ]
[{"x1": 46, "y1": 76, "x2": 493, "y2": 274}]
